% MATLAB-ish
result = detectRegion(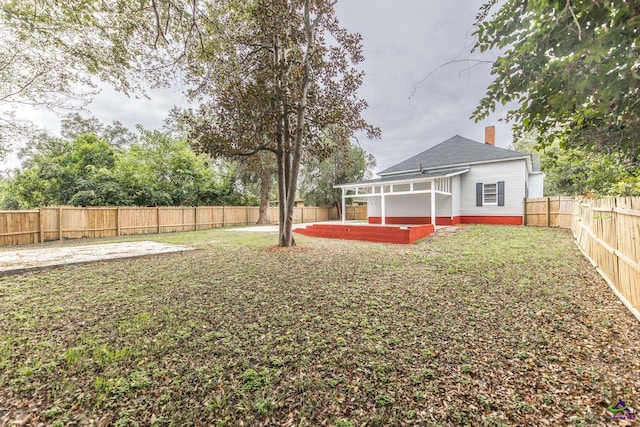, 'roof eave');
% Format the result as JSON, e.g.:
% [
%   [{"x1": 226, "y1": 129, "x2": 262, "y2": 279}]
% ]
[
  {"x1": 334, "y1": 169, "x2": 470, "y2": 189},
  {"x1": 379, "y1": 156, "x2": 531, "y2": 177}
]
